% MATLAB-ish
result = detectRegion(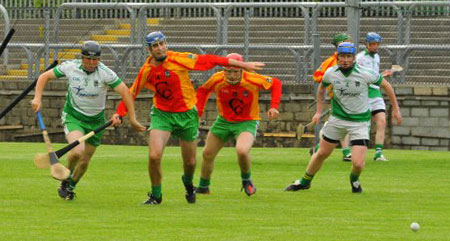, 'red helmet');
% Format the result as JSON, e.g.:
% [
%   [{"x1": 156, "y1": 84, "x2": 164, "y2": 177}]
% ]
[{"x1": 224, "y1": 53, "x2": 243, "y2": 70}]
